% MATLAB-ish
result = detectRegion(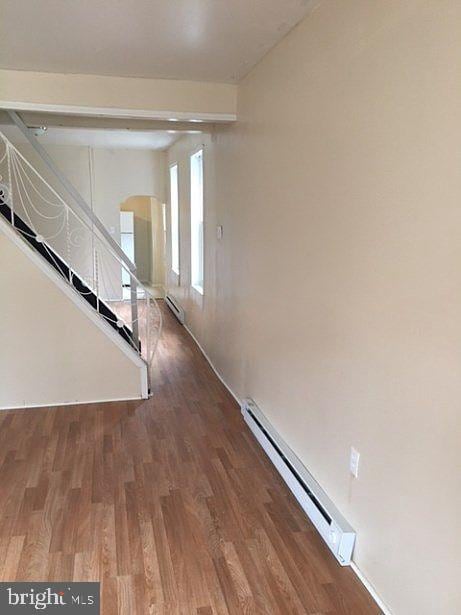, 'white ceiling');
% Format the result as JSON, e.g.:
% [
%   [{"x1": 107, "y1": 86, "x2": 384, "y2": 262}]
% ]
[
  {"x1": 0, "y1": 125, "x2": 182, "y2": 150},
  {"x1": 0, "y1": 0, "x2": 315, "y2": 83}
]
